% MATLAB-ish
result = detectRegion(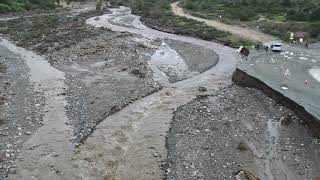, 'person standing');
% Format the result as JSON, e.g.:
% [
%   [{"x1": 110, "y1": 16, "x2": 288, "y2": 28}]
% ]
[
  {"x1": 255, "y1": 44, "x2": 260, "y2": 51},
  {"x1": 305, "y1": 43, "x2": 309, "y2": 49},
  {"x1": 265, "y1": 45, "x2": 269, "y2": 52}
]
